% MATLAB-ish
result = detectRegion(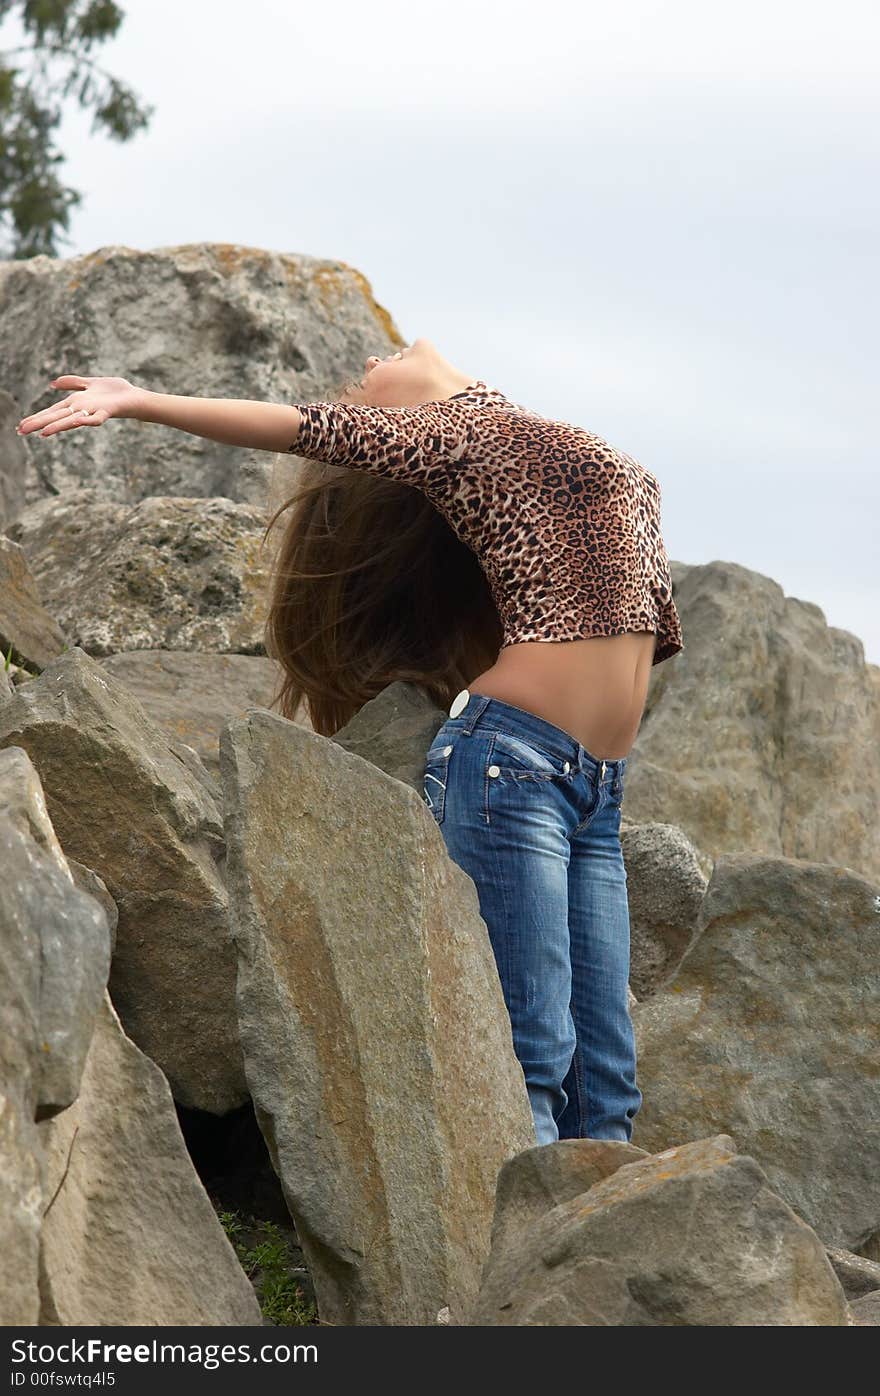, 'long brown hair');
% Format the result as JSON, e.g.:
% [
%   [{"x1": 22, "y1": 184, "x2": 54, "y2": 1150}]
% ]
[{"x1": 262, "y1": 377, "x2": 503, "y2": 737}]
